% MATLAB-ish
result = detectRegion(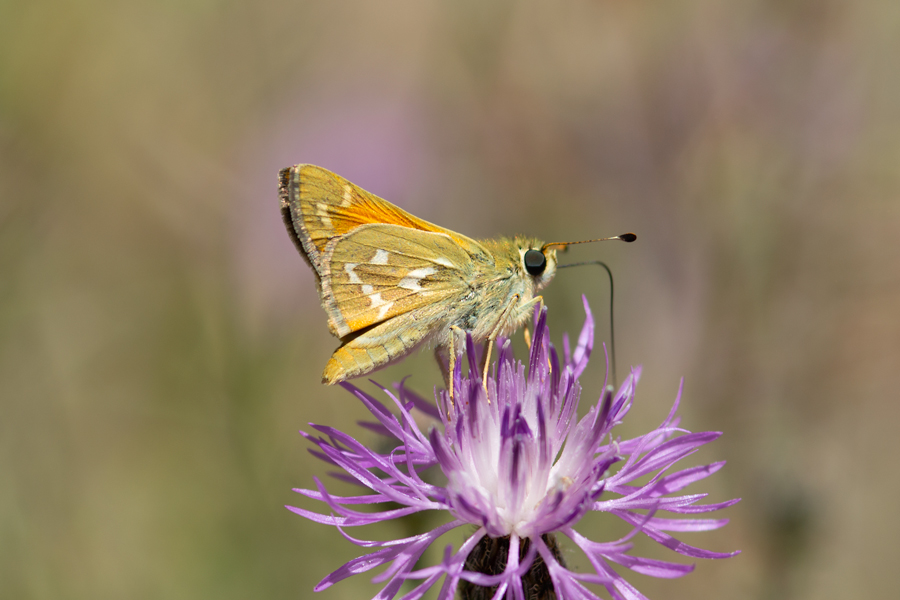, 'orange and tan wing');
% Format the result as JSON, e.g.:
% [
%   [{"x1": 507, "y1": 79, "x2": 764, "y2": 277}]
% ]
[
  {"x1": 321, "y1": 223, "x2": 476, "y2": 338},
  {"x1": 279, "y1": 164, "x2": 476, "y2": 276}
]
